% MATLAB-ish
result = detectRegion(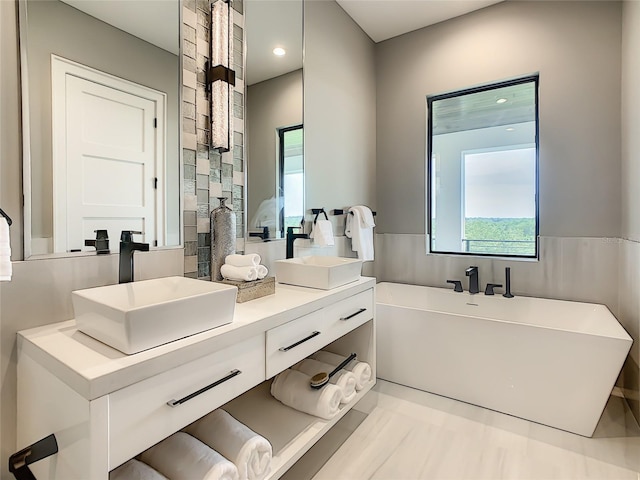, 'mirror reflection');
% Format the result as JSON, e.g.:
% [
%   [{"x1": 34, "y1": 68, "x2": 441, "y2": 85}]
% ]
[
  {"x1": 21, "y1": 0, "x2": 180, "y2": 257},
  {"x1": 245, "y1": 0, "x2": 303, "y2": 241},
  {"x1": 428, "y1": 76, "x2": 539, "y2": 258}
]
